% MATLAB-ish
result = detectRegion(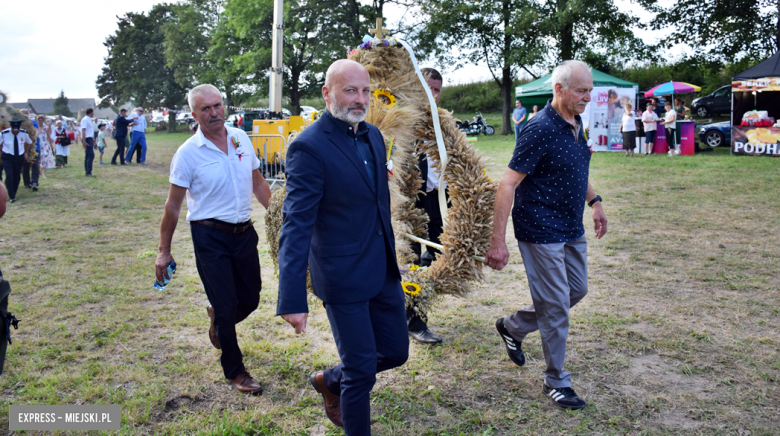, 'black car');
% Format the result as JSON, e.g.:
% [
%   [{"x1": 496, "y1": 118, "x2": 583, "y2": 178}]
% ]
[{"x1": 691, "y1": 85, "x2": 731, "y2": 117}]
